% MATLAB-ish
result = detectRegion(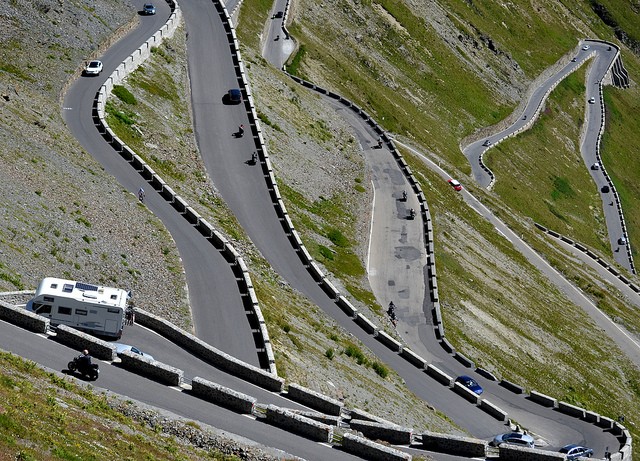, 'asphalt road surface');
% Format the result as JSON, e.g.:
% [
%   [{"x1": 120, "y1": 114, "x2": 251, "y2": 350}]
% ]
[{"x1": 62, "y1": 0, "x2": 260, "y2": 367}]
